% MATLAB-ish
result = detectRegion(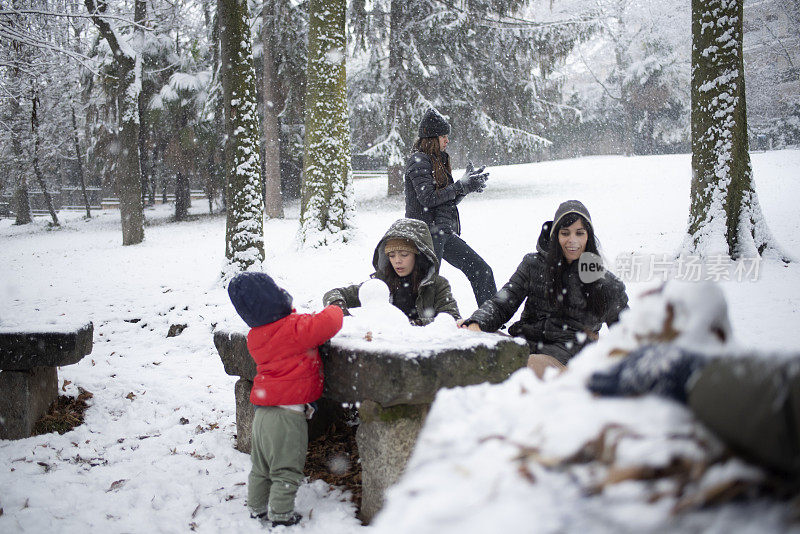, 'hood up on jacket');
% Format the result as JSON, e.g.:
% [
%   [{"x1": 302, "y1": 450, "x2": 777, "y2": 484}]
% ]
[
  {"x1": 536, "y1": 220, "x2": 553, "y2": 254},
  {"x1": 537, "y1": 200, "x2": 594, "y2": 254},
  {"x1": 372, "y1": 218, "x2": 439, "y2": 285}
]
